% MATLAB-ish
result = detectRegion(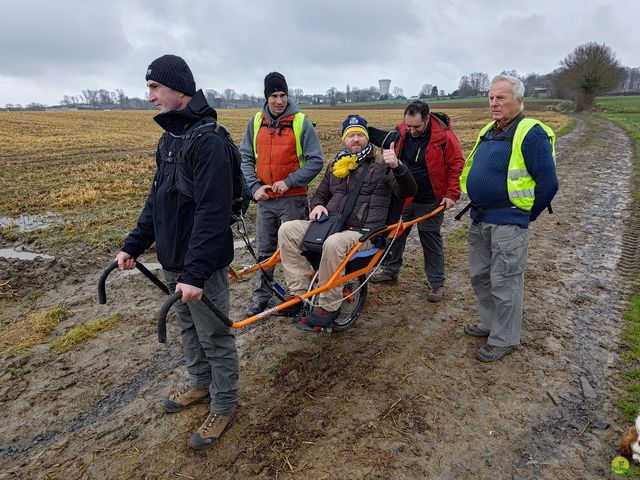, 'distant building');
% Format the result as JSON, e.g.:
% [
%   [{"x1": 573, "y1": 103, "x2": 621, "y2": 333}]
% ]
[
  {"x1": 378, "y1": 79, "x2": 391, "y2": 98},
  {"x1": 532, "y1": 86, "x2": 549, "y2": 98}
]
